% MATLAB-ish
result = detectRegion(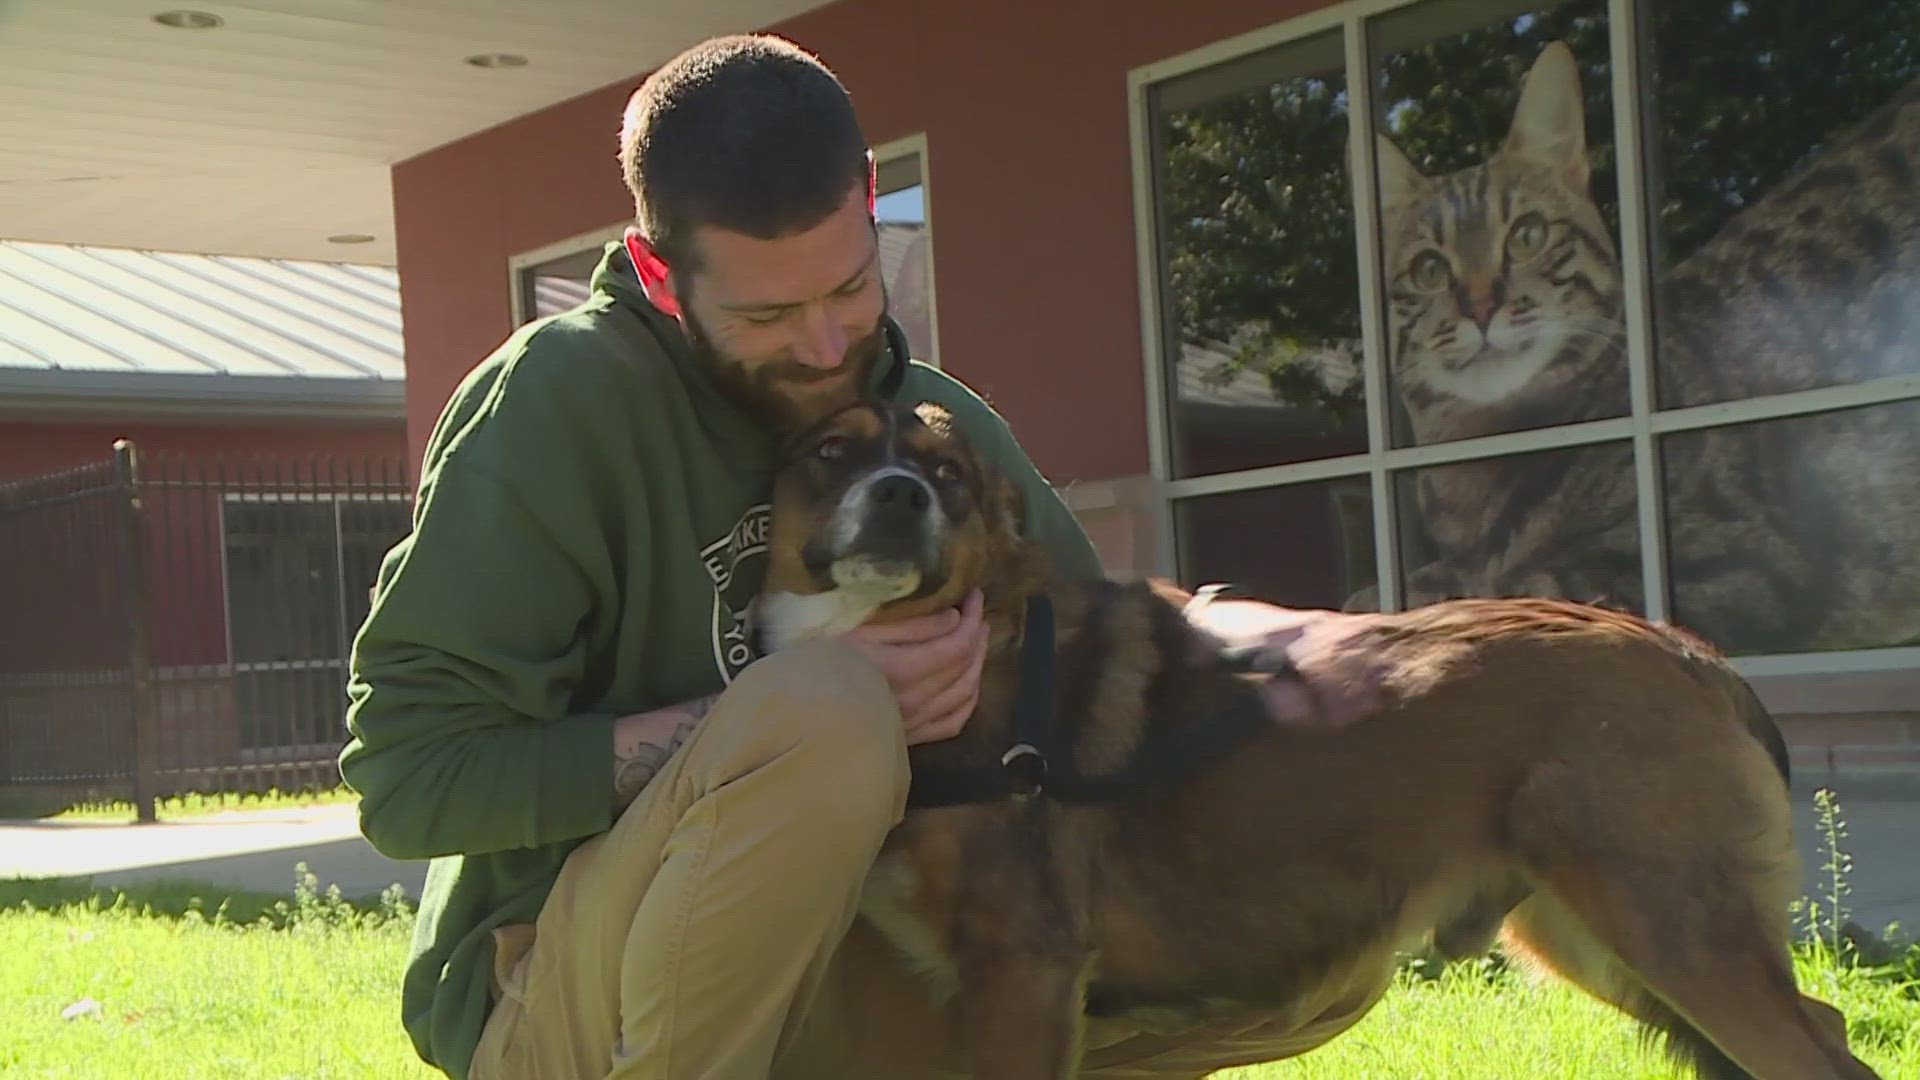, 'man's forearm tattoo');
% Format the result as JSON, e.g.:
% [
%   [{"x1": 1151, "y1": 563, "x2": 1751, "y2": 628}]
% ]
[{"x1": 613, "y1": 696, "x2": 714, "y2": 811}]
